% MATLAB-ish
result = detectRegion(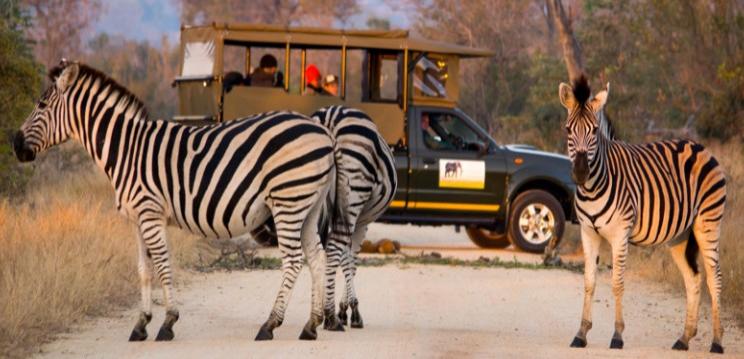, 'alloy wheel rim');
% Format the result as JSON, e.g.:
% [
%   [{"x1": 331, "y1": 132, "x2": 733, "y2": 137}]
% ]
[{"x1": 518, "y1": 203, "x2": 555, "y2": 245}]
